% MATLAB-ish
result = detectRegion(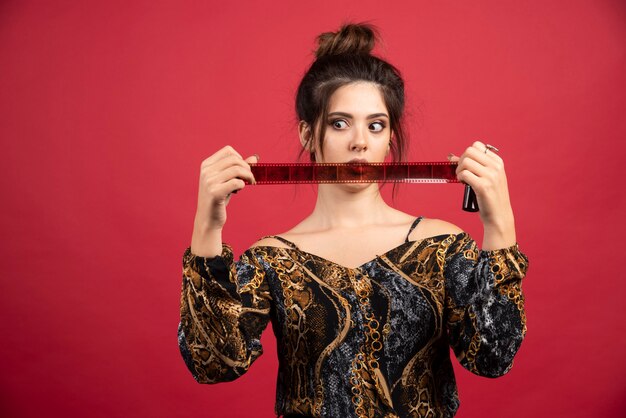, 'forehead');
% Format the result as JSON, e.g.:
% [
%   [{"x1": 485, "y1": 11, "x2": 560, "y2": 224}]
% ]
[{"x1": 328, "y1": 82, "x2": 387, "y2": 113}]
